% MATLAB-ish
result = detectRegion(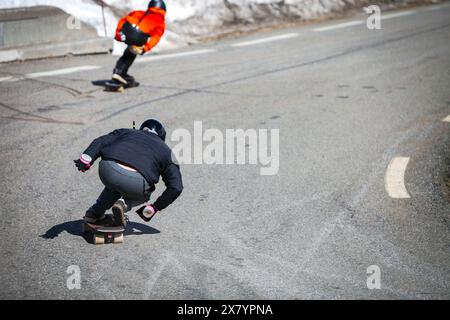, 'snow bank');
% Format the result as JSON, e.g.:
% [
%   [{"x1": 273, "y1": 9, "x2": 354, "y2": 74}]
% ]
[
  {"x1": 0, "y1": 0, "x2": 187, "y2": 53},
  {"x1": 1, "y1": 0, "x2": 439, "y2": 51},
  {"x1": 165, "y1": 0, "x2": 435, "y2": 37}
]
